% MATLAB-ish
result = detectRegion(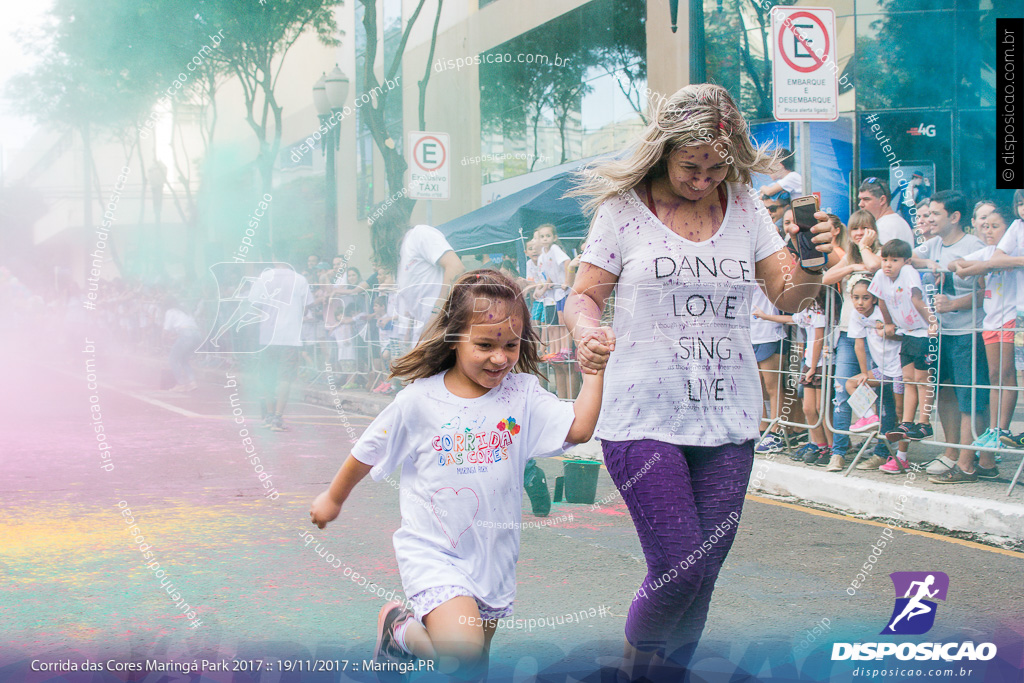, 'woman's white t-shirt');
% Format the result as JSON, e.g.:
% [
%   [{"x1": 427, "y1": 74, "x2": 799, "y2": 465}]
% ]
[
  {"x1": 868, "y1": 266, "x2": 929, "y2": 337},
  {"x1": 396, "y1": 225, "x2": 455, "y2": 343},
  {"x1": 537, "y1": 244, "x2": 570, "y2": 305},
  {"x1": 750, "y1": 288, "x2": 784, "y2": 345},
  {"x1": 848, "y1": 306, "x2": 902, "y2": 378},
  {"x1": 580, "y1": 181, "x2": 785, "y2": 446},
  {"x1": 996, "y1": 219, "x2": 1024, "y2": 312},
  {"x1": 964, "y1": 245, "x2": 1017, "y2": 331},
  {"x1": 351, "y1": 372, "x2": 576, "y2": 609}
]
